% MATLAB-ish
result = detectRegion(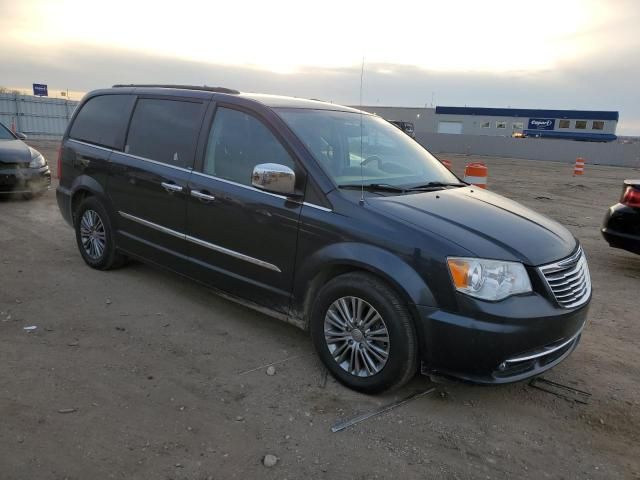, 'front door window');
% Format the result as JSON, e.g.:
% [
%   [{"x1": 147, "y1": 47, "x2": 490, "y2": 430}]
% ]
[{"x1": 203, "y1": 107, "x2": 295, "y2": 185}]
